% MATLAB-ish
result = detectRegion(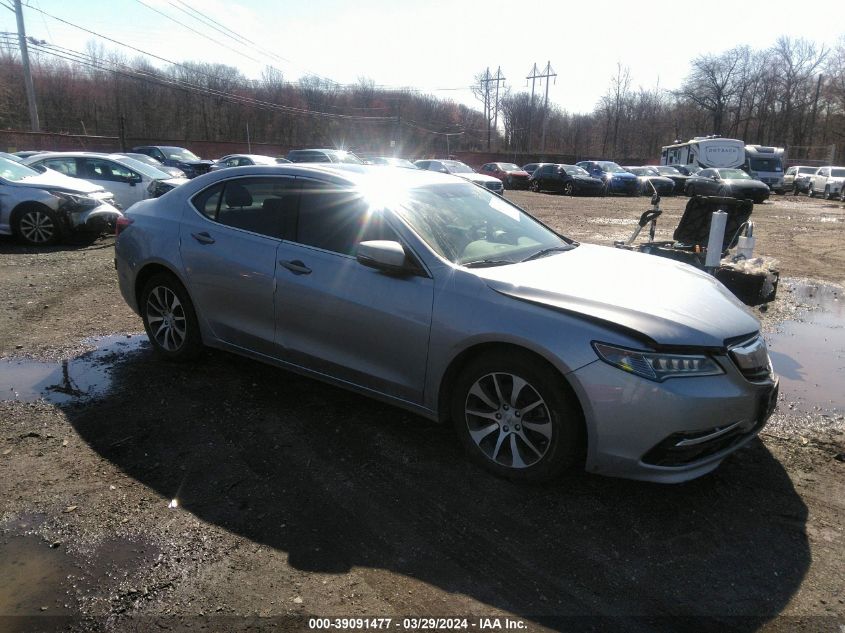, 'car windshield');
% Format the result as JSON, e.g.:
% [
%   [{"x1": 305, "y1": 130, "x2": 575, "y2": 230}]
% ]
[
  {"x1": 599, "y1": 162, "x2": 626, "y2": 173},
  {"x1": 628, "y1": 167, "x2": 656, "y2": 176},
  {"x1": 657, "y1": 166, "x2": 681, "y2": 175},
  {"x1": 0, "y1": 156, "x2": 40, "y2": 181},
  {"x1": 441, "y1": 160, "x2": 474, "y2": 174},
  {"x1": 719, "y1": 169, "x2": 751, "y2": 179},
  {"x1": 498, "y1": 163, "x2": 521, "y2": 171},
  {"x1": 391, "y1": 181, "x2": 572, "y2": 266},
  {"x1": 374, "y1": 157, "x2": 416, "y2": 168},
  {"x1": 796, "y1": 167, "x2": 816, "y2": 174},
  {"x1": 116, "y1": 156, "x2": 173, "y2": 180},
  {"x1": 249, "y1": 155, "x2": 277, "y2": 165},
  {"x1": 749, "y1": 158, "x2": 782, "y2": 172},
  {"x1": 831, "y1": 168, "x2": 845, "y2": 178},
  {"x1": 127, "y1": 153, "x2": 164, "y2": 167},
  {"x1": 331, "y1": 151, "x2": 363, "y2": 164},
  {"x1": 564, "y1": 166, "x2": 589, "y2": 176},
  {"x1": 161, "y1": 147, "x2": 201, "y2": 161}
]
